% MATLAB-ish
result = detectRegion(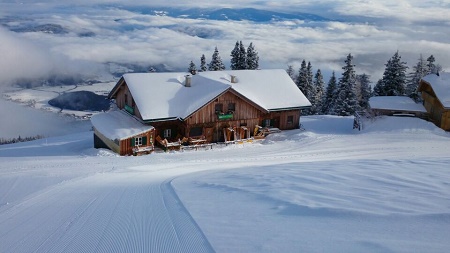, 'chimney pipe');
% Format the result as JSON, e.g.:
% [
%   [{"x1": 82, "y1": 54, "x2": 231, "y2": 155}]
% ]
[
  {"x1": 185, "y1": 75, "x2": 191, "y2": 87},
  {"x1": 230, "y1": 75, "x2": 237, "y2": 83}
]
